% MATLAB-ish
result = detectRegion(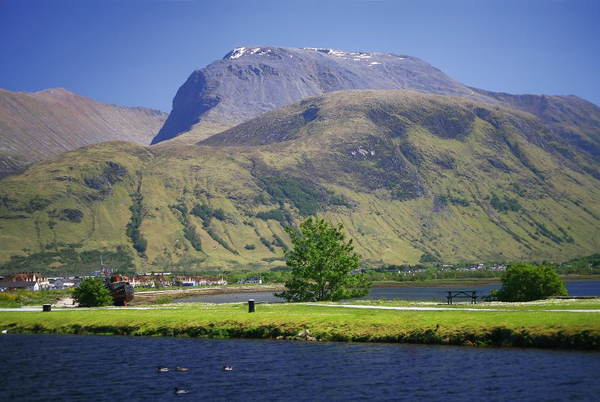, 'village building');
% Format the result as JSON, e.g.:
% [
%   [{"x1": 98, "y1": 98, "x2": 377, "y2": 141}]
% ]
[
  {"x1": 237, "y1": 276, "x2": 262, "y2": 284},
  {"x1": 49, "y1": 277, "x2": 82, "y2": 290},
  {"x1": 130, "y1": 275, "x2": 169, "y2": 288},
  {"x1": 0, "y1": 281, "x2": 40, "y2": 291},
  {"x1": 0, "y1": 272, "x2": 51, "y2": 291}
]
